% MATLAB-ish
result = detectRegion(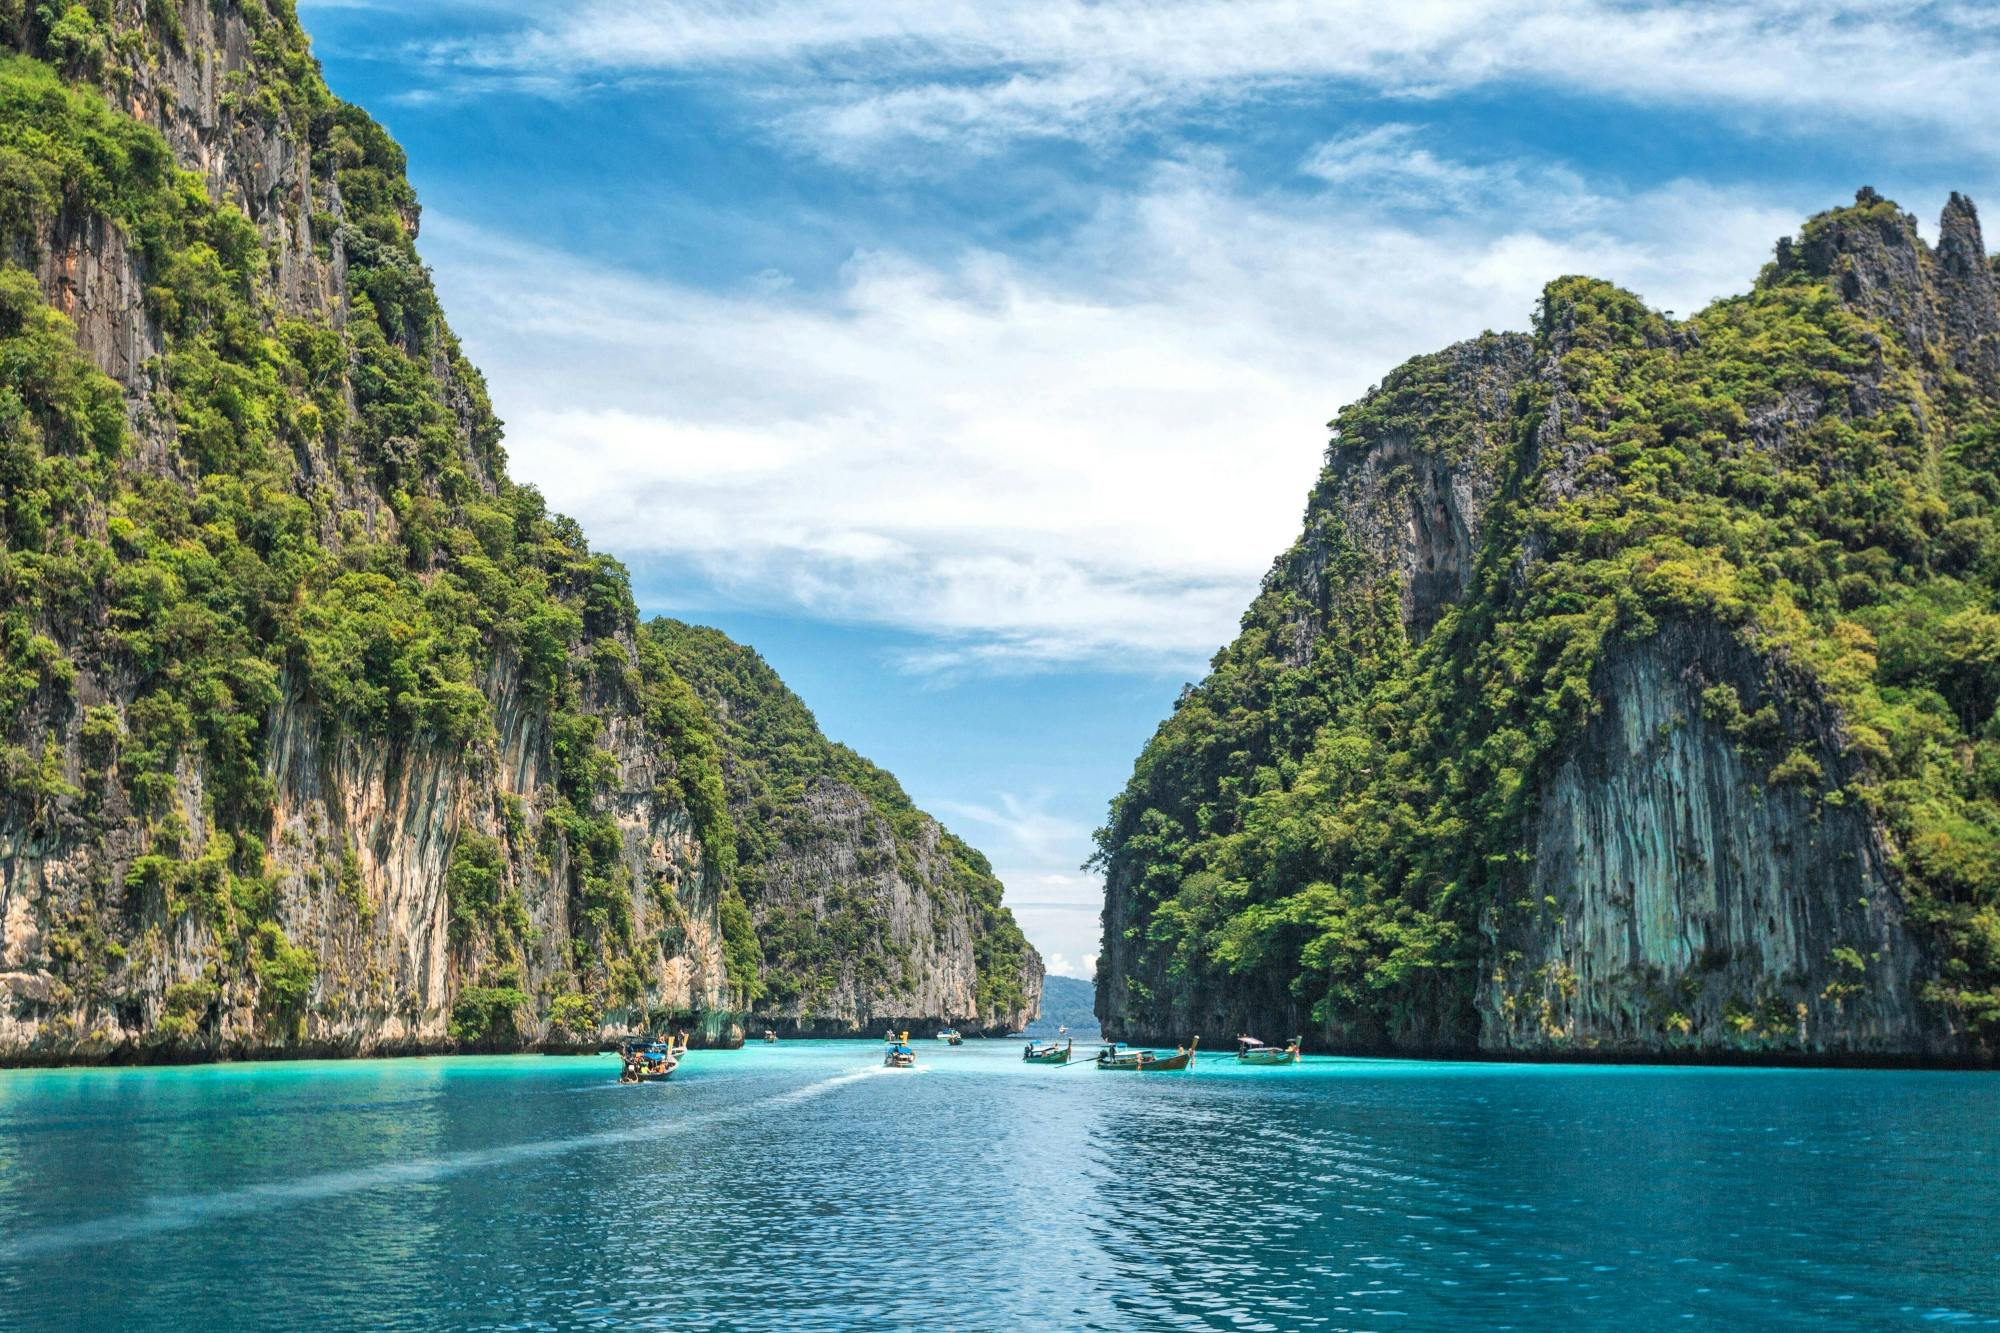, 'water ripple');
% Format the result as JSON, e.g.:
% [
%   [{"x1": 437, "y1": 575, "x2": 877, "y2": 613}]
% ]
[{"x1": 0, "y1": 1048, "x2": 1995, "y2": 1330}]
